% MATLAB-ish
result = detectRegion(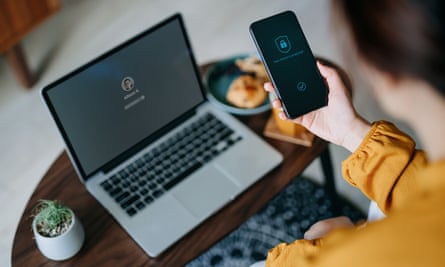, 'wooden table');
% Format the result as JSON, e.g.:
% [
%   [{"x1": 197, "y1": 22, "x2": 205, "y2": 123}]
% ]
[
  {"x1": 11, "y1": 112, "x2": 337, "y2": 266},
  {"x1": 12, "y1": 58, "x2": 351, "y2": 266}
]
